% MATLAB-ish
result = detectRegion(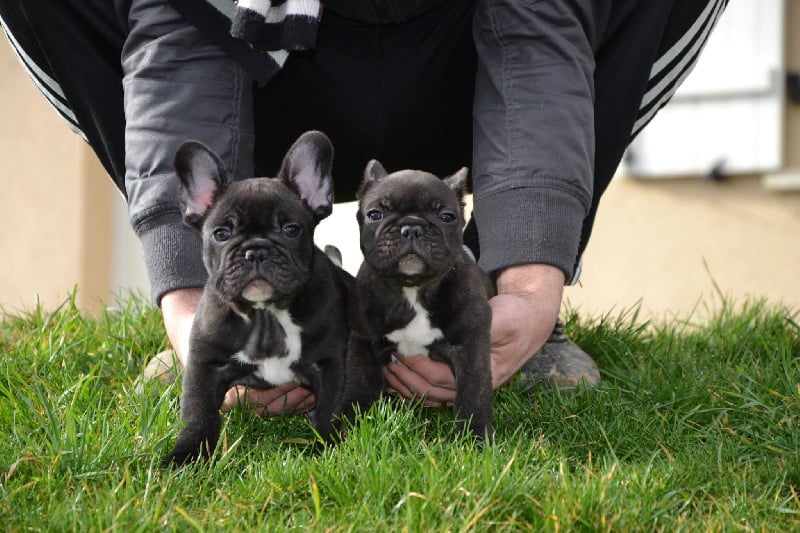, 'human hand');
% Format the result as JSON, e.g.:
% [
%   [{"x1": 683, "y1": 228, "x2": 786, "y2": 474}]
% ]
[
  {"x1": 160, "y1": 287, "x2": 316, "y2": 416},
  {"x1": 382, "y1": 263, "x2": 565, "y2": 404},
  {"x1": 220, "y1": 384, "x2": 316, "y2": 416},
  {"x1": 161, "y1": 287, "x2": 203, "y2": 369},
  {"x1": 383, "y1": 353, "x2": 458, "y2": 406}
]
